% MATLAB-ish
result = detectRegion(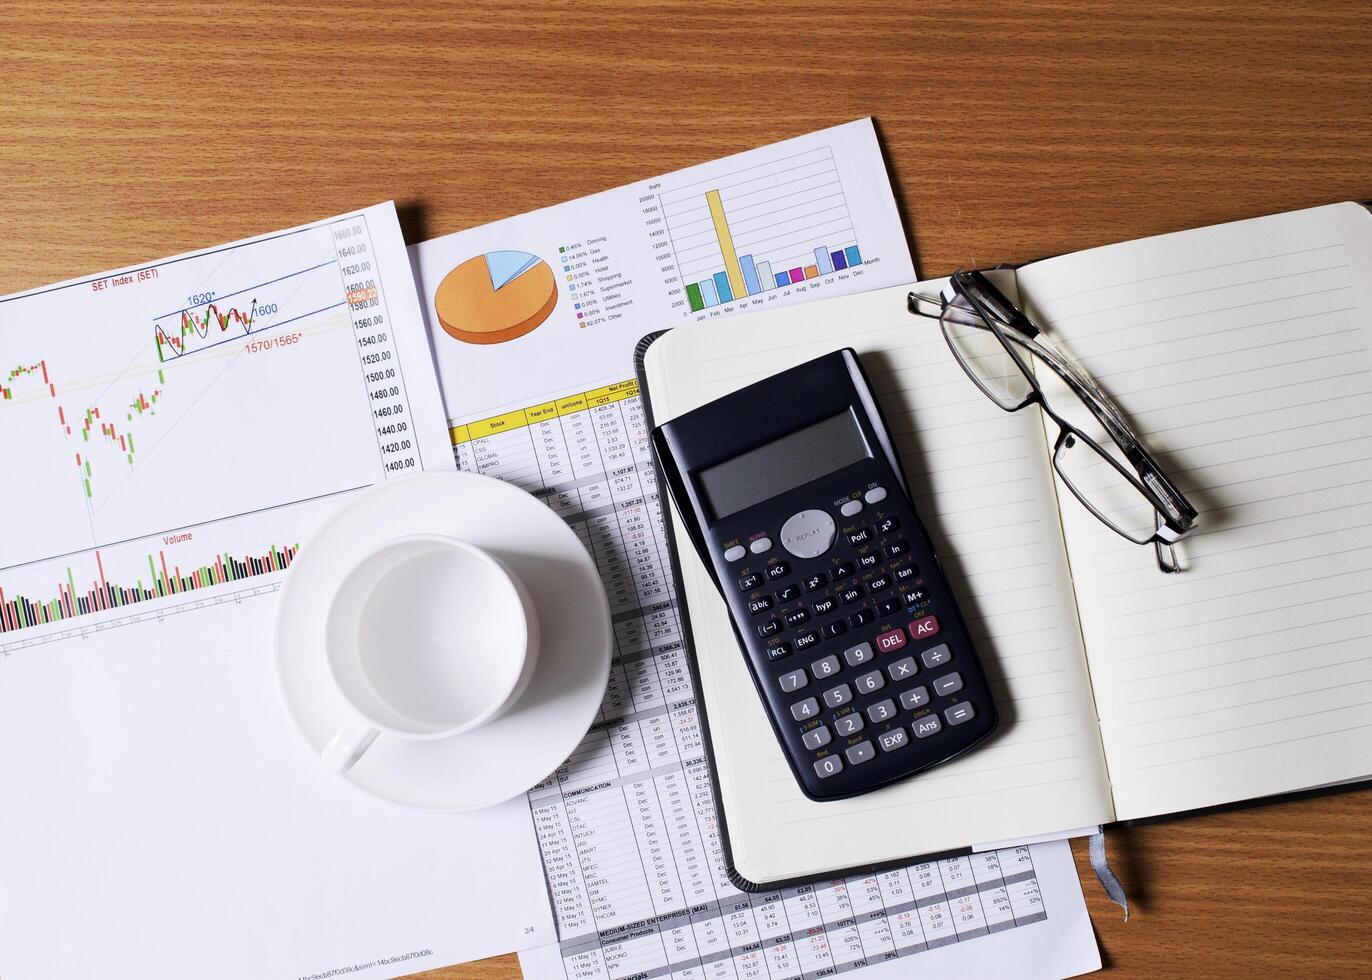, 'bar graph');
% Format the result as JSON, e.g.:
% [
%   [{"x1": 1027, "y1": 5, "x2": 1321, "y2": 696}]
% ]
[{"x1": 660, "y1": 146, "x2": 864, "y2": 313}]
